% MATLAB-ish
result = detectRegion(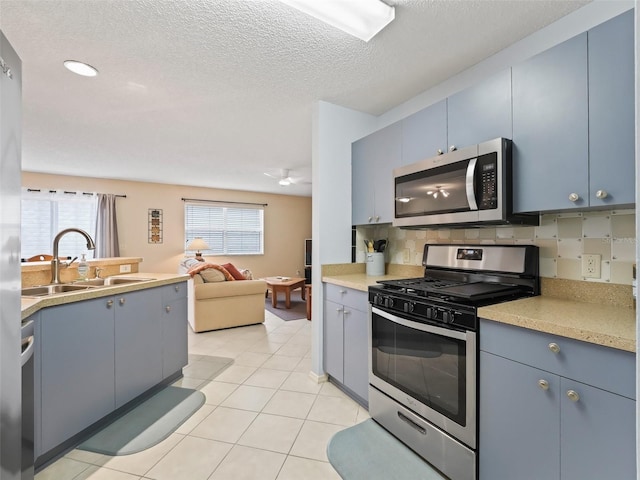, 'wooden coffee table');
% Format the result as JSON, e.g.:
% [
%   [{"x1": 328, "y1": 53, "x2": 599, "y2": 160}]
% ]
[{"x1": 264, "y1": 277, "x2": 306, "y2": 309}]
